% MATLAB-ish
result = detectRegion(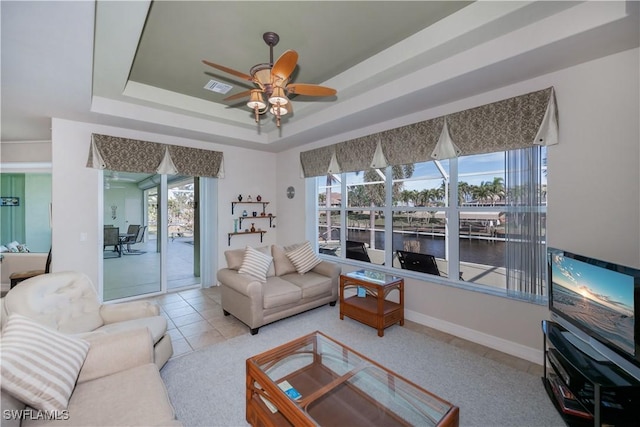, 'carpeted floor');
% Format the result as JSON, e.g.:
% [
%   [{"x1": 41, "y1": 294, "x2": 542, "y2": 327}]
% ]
[{"x1": 160, "y1": 304, "x2": 564, "y2": 427}]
